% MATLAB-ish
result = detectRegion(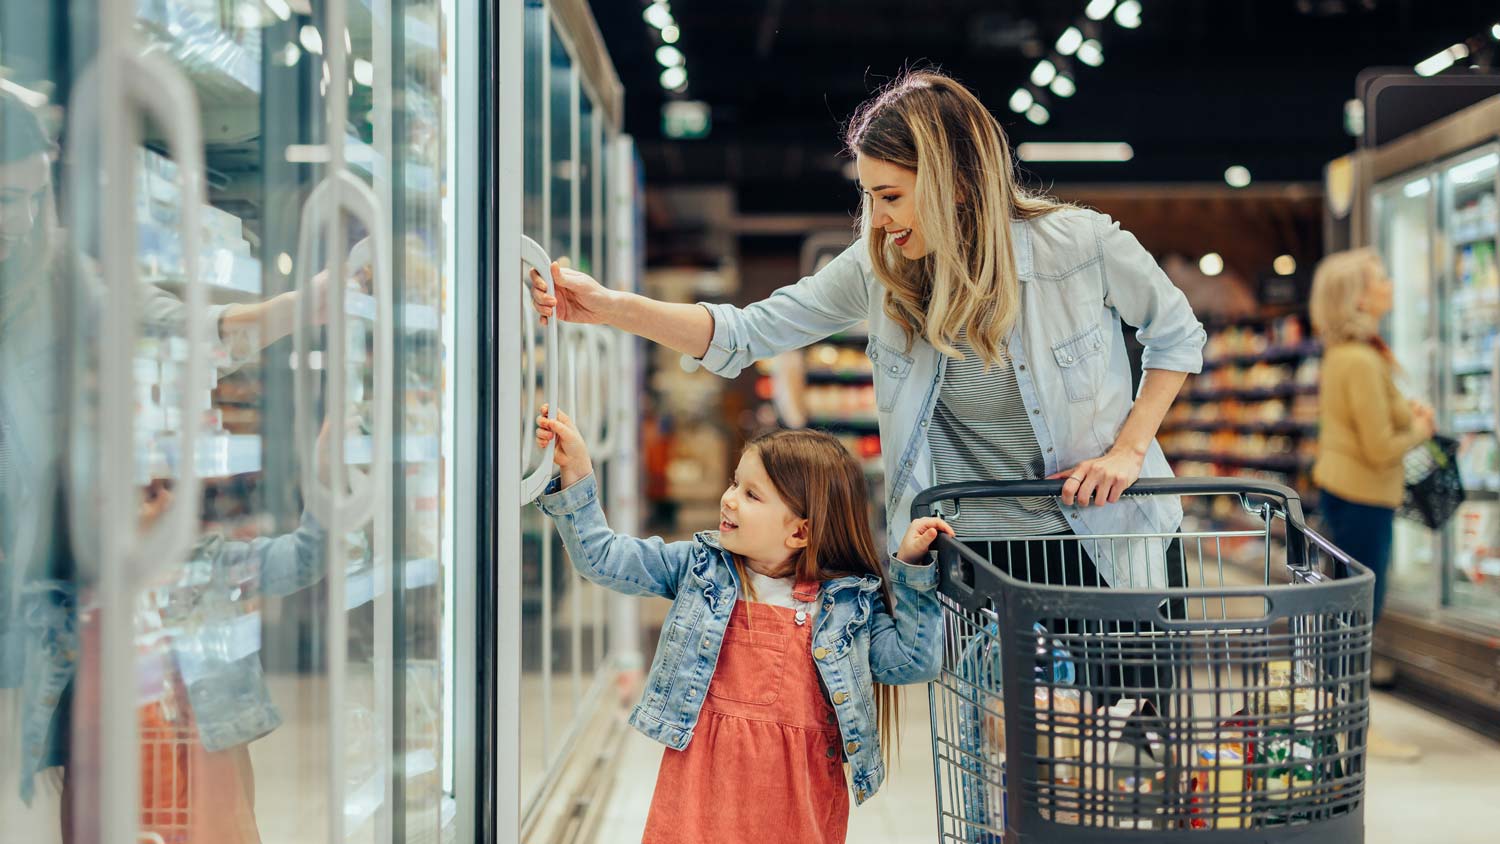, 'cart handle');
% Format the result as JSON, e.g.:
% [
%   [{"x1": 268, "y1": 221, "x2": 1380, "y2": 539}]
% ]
[{"x1": 911, "y1": 477, "x2": 1306, "y2": 529}]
